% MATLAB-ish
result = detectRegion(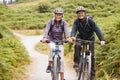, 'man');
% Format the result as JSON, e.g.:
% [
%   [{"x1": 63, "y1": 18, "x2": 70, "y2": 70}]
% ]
[
  {"x1": 42, "y1": 8, "x2": 71, "y2": 80},
  {"x1": 70, "y1": 6, "x2": 105, "y2": 80}
]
